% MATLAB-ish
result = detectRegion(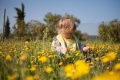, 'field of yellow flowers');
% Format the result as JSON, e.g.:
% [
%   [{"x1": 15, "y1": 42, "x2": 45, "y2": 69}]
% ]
[{"x1": 0, "y1": 40, "x2": 120, "y2": 80}]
